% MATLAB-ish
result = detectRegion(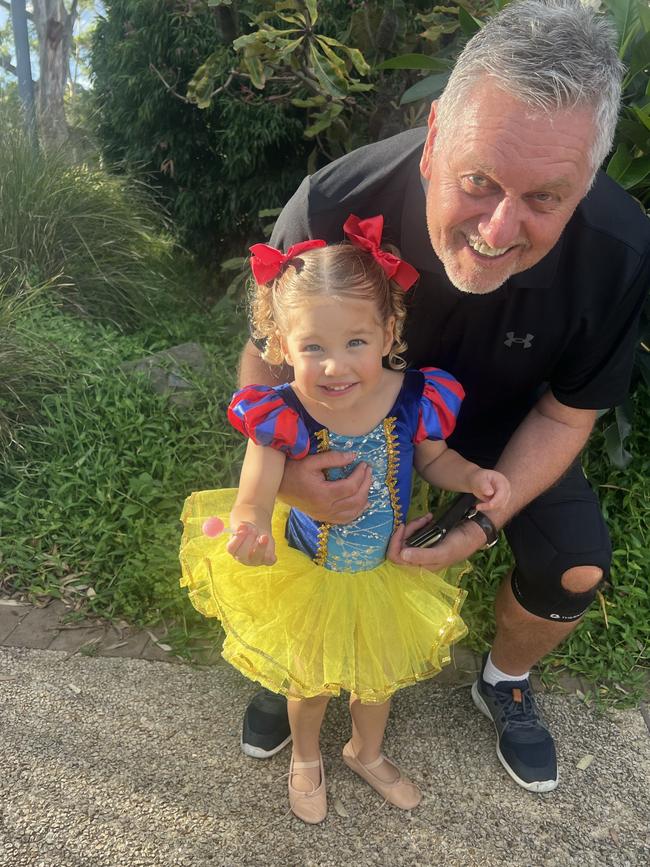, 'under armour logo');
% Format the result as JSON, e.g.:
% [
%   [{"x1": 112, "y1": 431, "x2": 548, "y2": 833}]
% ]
[{"x1": 504, "y1": 332, "x2": 534, "y2": 349}]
